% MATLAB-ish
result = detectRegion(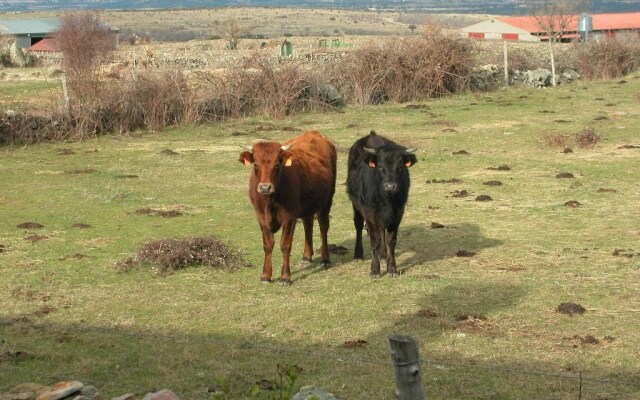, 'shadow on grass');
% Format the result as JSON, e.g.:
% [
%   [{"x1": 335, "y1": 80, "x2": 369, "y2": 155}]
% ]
[{"x1": 293, "y1": 221, "x2": 502, "y2": 280}]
